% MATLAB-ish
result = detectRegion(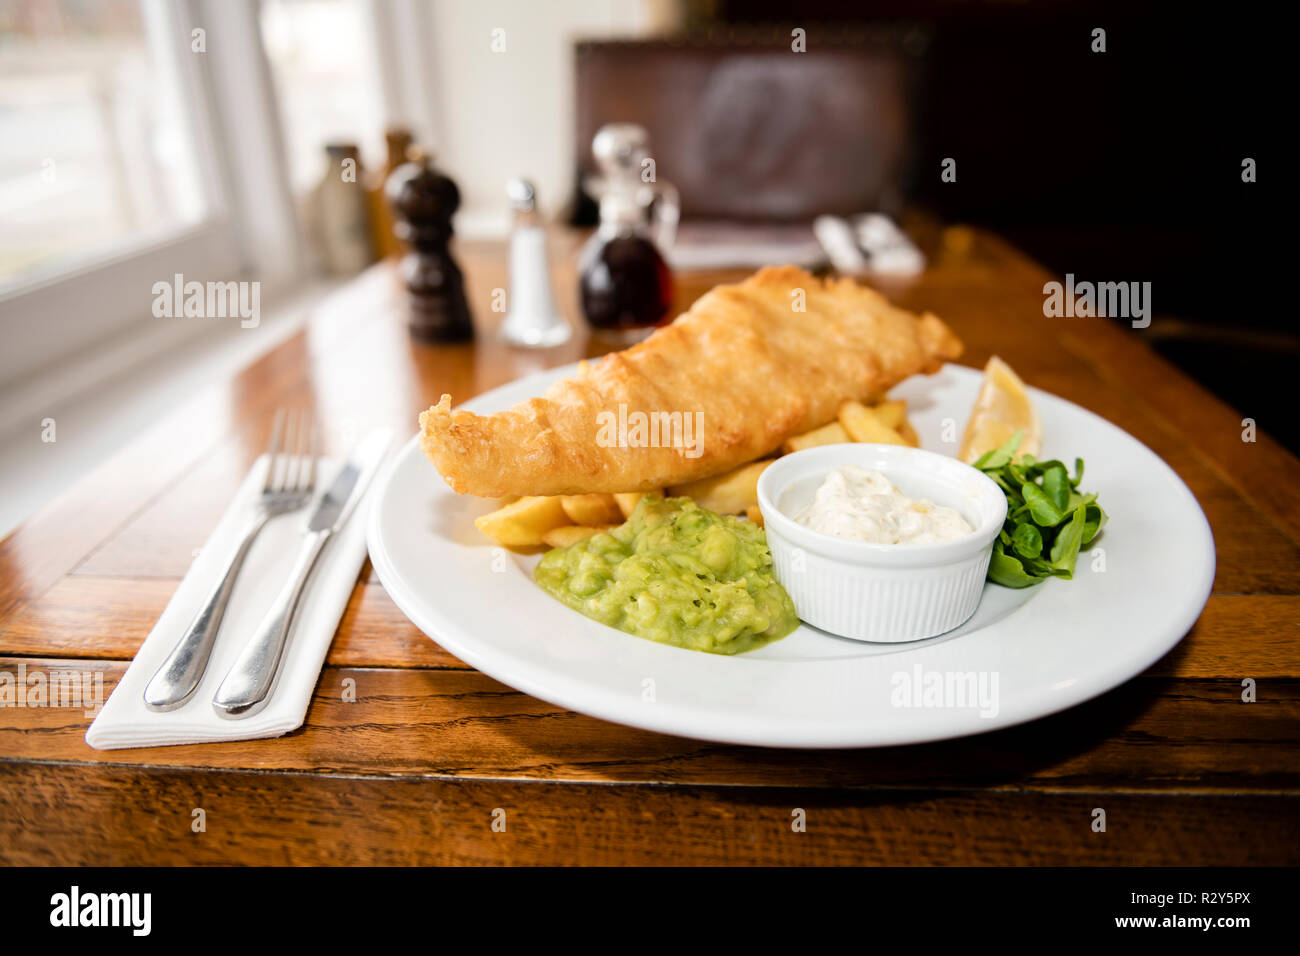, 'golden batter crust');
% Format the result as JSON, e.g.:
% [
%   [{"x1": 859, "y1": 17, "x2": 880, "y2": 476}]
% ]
[{"x1": 419, "y1": 266, "x2": 963, "y2": 497}]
